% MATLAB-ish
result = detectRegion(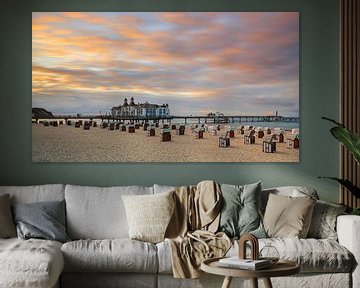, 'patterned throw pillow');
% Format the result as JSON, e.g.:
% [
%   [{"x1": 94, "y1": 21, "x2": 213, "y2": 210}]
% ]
[
  {"x1": 263, "y1": 193, "x2": 316, "y2": 238},
  {"x1": 0, "y1": 194, "x2": 16, "y2": 238},
  {"x1": 307, "y1": 200, "x2": 347, "y2": 240},
  {"x1": 122, "y1": 191, "x2": 175, "y2": 243},
  {"x1": 218, "y1": 182, "x2": 266, "y2": 239}
]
